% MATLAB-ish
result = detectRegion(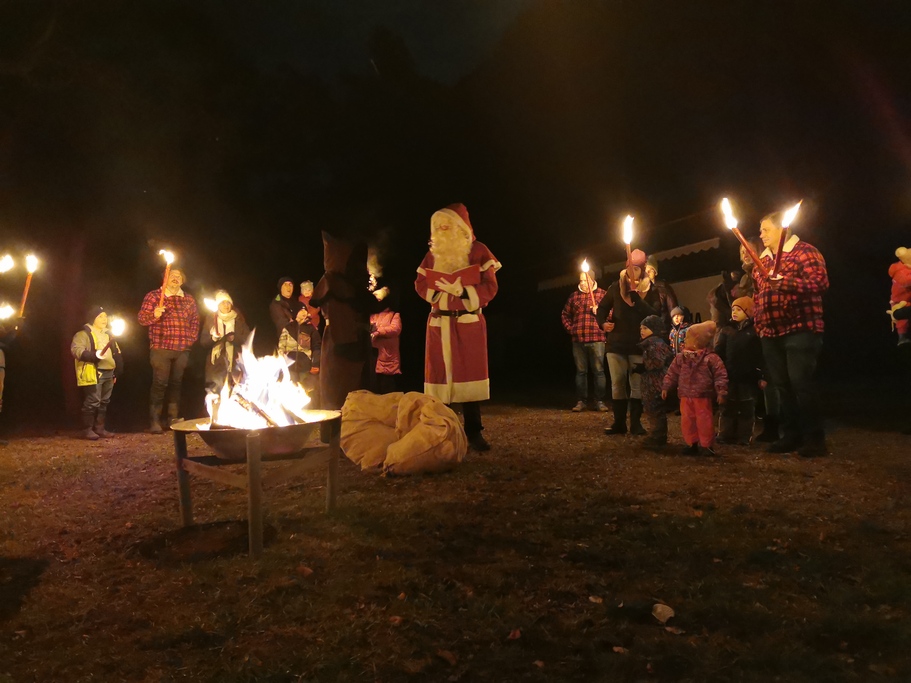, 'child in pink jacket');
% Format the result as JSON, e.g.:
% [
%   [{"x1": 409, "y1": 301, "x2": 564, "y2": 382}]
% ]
[
  {"x1": 662, "y1": 321, "x2": 728, "y2": 456},
  {"x1": 370, "y1": 287, "x2": 402, "y2": 394}
]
